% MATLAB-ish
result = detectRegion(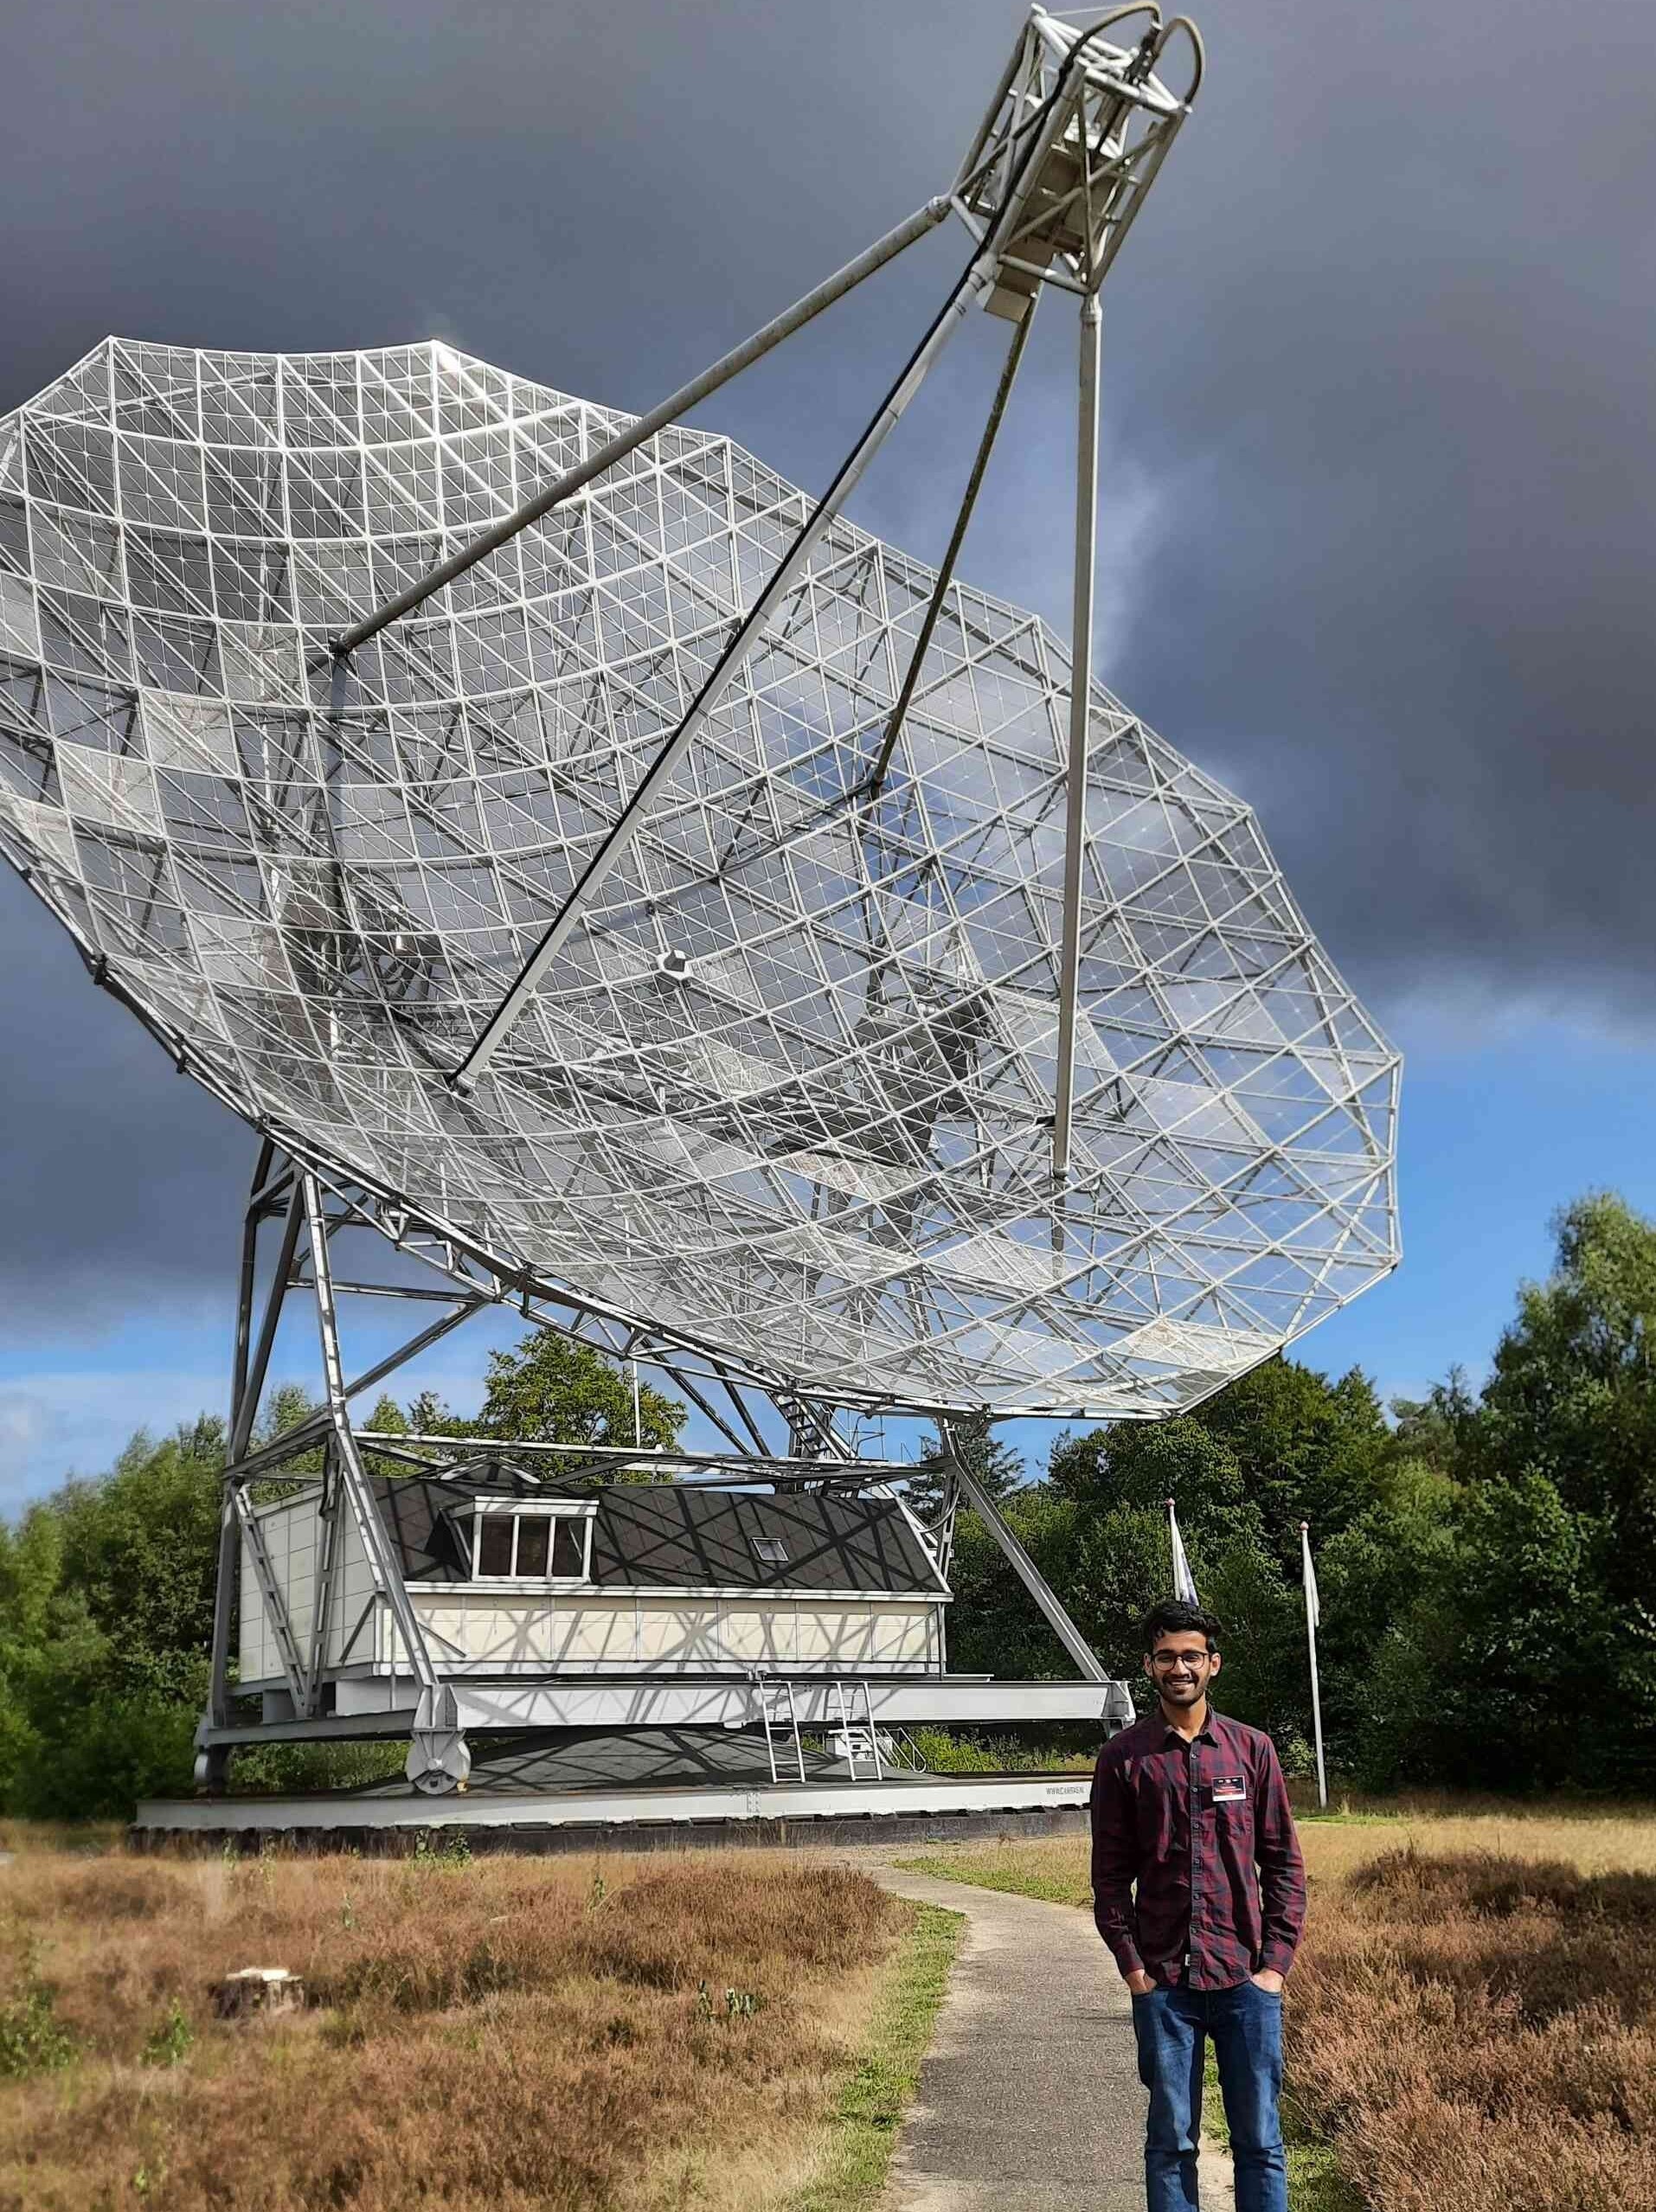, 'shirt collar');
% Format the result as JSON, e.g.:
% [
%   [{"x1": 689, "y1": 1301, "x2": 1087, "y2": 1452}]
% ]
[{"x1": 1159, "y1": 1705, "x2": 1222, "y2": 1748}]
